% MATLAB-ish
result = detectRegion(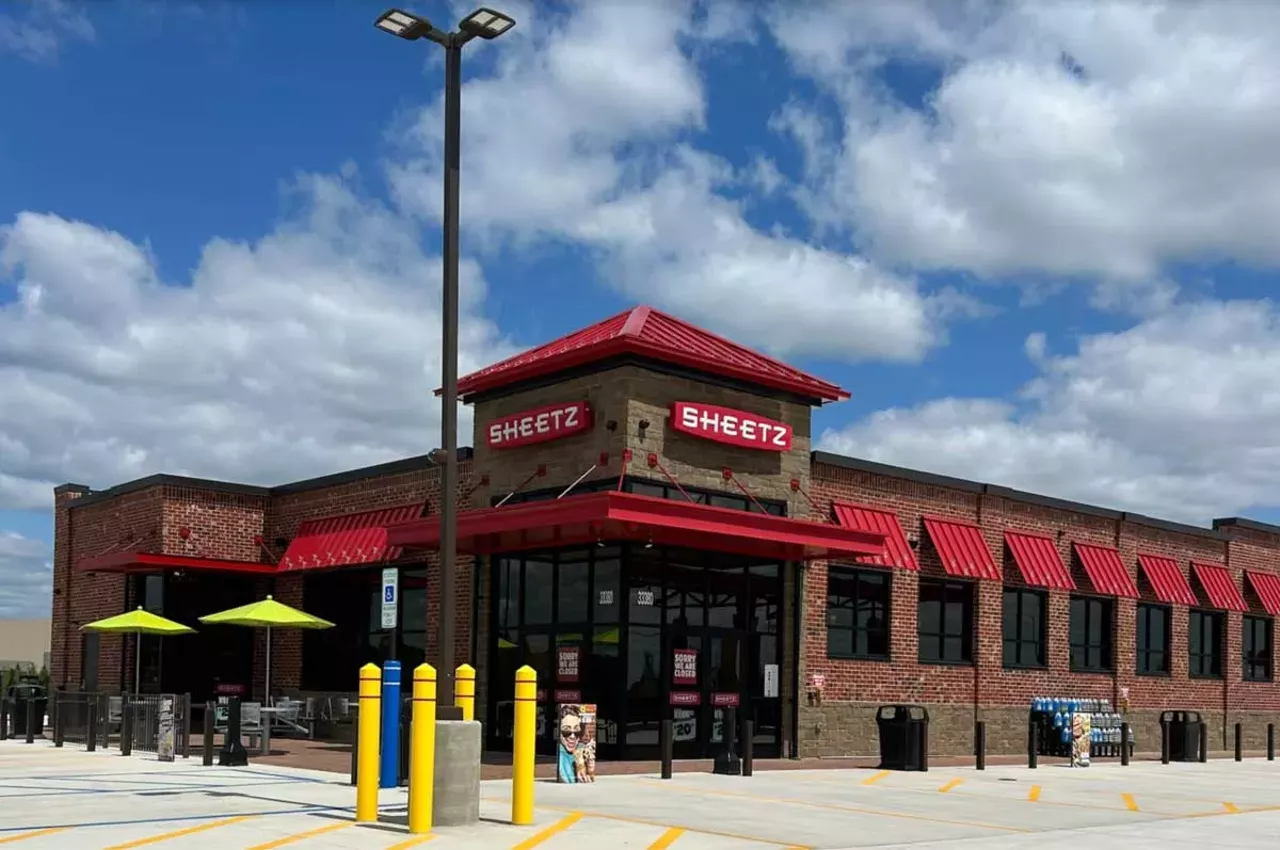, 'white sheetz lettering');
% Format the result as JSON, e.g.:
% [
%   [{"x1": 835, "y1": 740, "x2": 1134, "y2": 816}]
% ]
[
  {"x1": 488, "y1": 403, "x2": 586, "y2": 446},
  {"x1": 678, "y1": 403, "x2": 789, "y2": 447}
]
